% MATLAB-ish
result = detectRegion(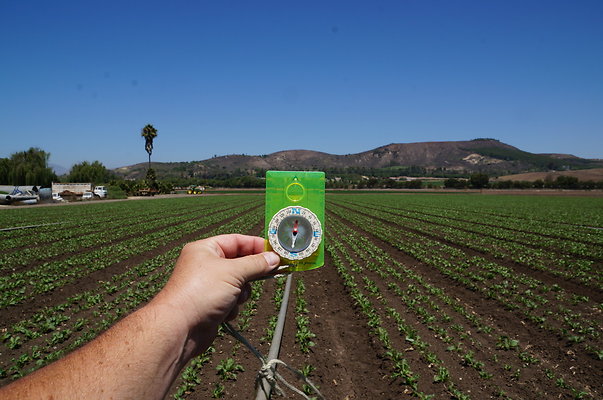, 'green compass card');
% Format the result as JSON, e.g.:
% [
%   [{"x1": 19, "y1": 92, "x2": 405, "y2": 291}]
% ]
[{"x1": 265, "y1": 171, "x2": 325, "y2": 272}]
